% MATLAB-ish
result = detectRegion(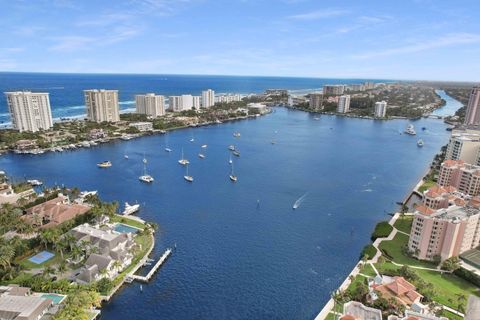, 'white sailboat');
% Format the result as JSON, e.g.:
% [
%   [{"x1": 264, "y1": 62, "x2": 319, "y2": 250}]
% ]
[
  {"x1": 164, "y1": 134, "x2": 172, "y2": 152},
  {"x1": 143, "y1": 153, "x2": 147, "y2": 164},
  {"x1": 229, "y1": 162, "x2": 237, "y2": 182},
  {"x1": 178, "y1": 148, "x2": 190, "y2": 165},
  {"x1": 184, "y1": 163, "x2": 193, "y2": 182},
  {"x1": 139, "y1": 159, "x2": 154, "y2": 183},
  {"x1": 198, "y1": 146, "x2": 206, "y2": 159}
]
